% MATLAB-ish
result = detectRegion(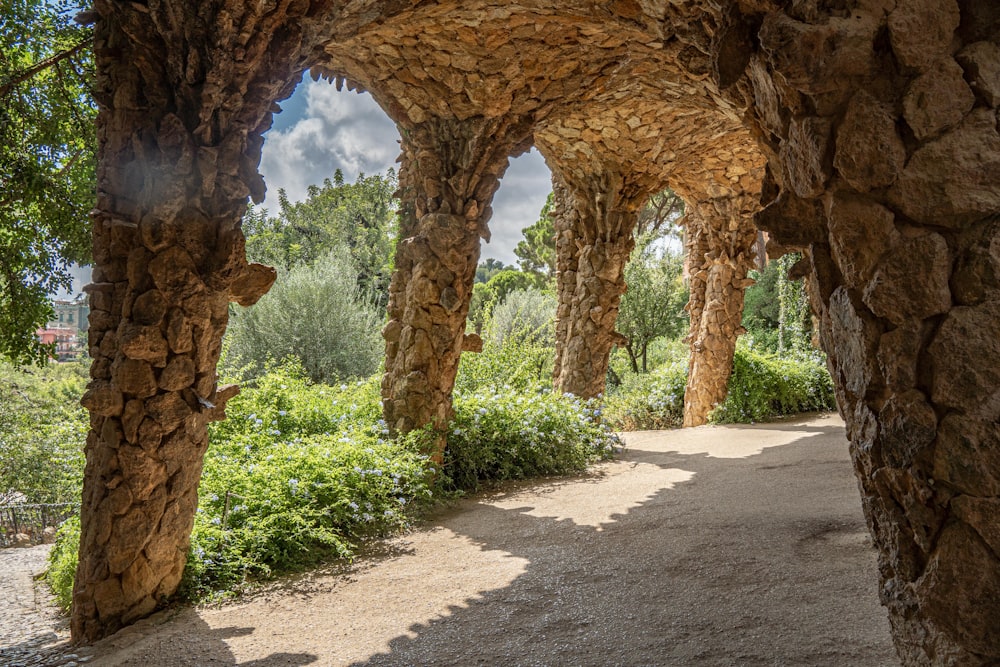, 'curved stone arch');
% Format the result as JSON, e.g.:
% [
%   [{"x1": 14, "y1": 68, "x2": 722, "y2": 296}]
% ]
[{"x1": 76, "y1": 1, "x2": 1000, "y2": 662}]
